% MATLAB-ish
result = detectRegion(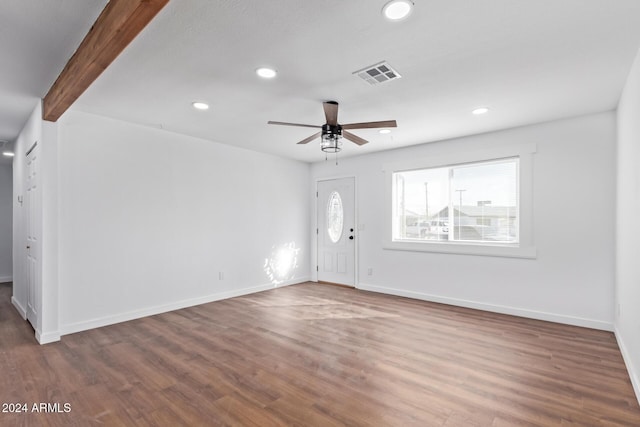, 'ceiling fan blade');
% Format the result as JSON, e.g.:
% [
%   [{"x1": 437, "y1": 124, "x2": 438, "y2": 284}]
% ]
[
  {"x1": 343, "y1": 130, "x2": 368, "y2": 146},
  {"x1": 297, "y1": 132, "x2": 321, "y2": 145},
  {"x1": 323, "y1": 101, "x2": 339, "y2": 126},
  {"x1": 268, "y1": 121, "x2": 322, "y2": 129},
  {"x1": 341, "y1": 120, "x2": 397, "y2": 130}
]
